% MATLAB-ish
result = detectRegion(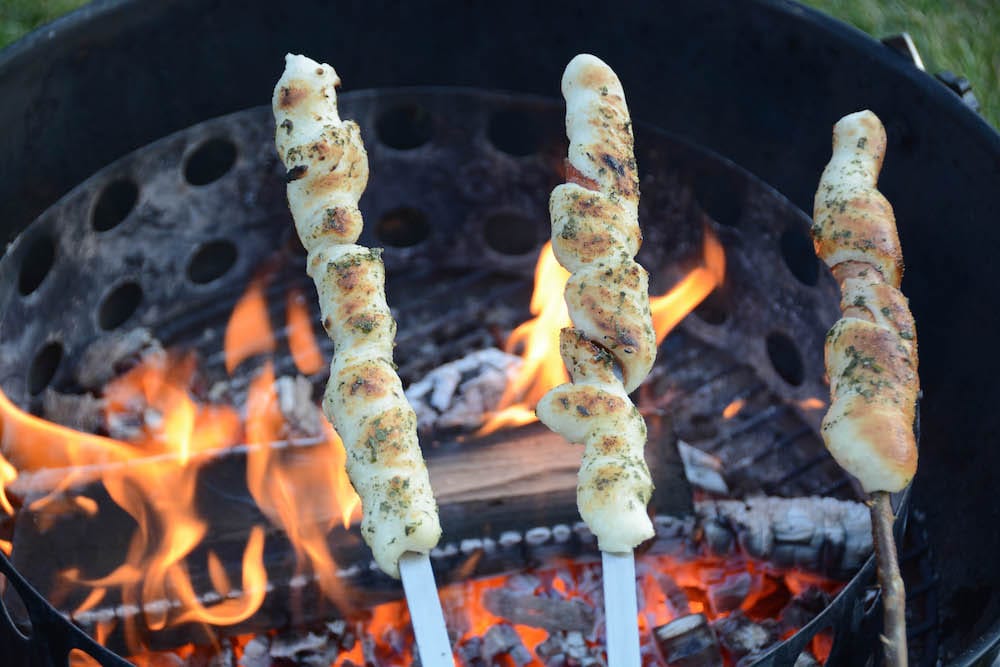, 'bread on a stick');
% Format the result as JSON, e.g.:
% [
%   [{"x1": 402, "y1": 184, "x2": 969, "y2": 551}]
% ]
[
  {"x1": 536, "y1": 54, "x2": 656, "y2": 553},
  {"x1": 273, "y1": 54, "x2": 441, "y2": 577}
]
